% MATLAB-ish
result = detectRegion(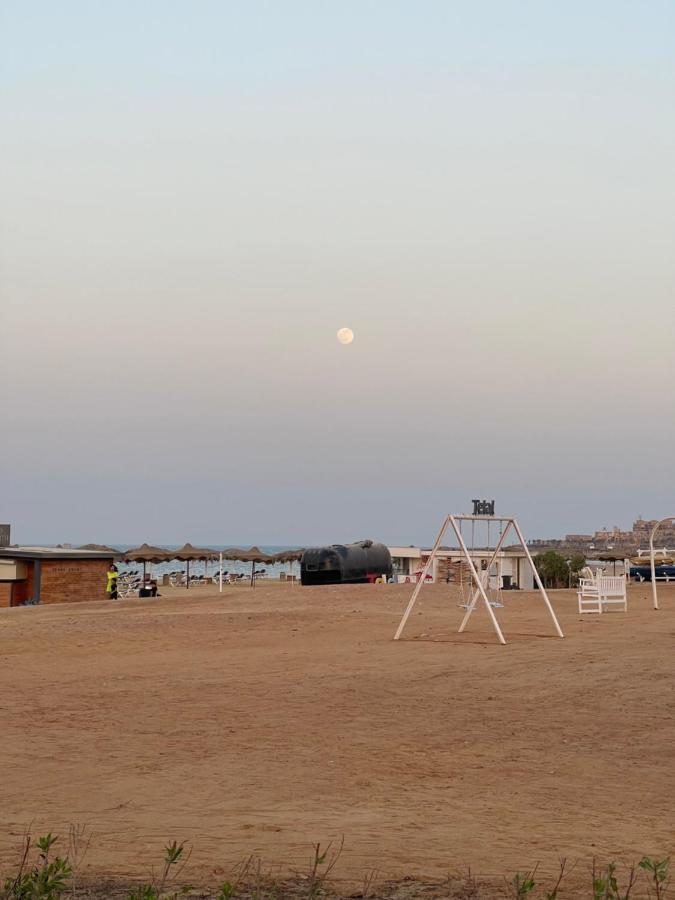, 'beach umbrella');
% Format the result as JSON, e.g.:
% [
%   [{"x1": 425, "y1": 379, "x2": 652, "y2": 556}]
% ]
[
  {"x1": 242, "y1": 547, "x2": 274, "y2": 587},
  {"x1": 242, "y1": 546, "x2": 273, "y2": 562},
  {"x1": 221, "y1": 546, "x2": 274, "y2": 586},
  {"x1": 122, "y1": 543, "x2": 173, "y2": 579},
  {"x1": 273, "y1": 549, "x2": 304, "y2": 584},
  {"x1": 220, "y1": 548, "x2": 249, "y2": 561},
  {"x1": 217, "y1": 548, "x2": 247, "y2": 591},
  {"x1": 248, "y1": 547, "x2": 275, "y2": 586},
  {"x1": 174, "y1": 542, "x2": 219, "y2": 589},
  {"x1": 272, "y1": 549, "x2": 304, "y2": 562},
  {"x1": 174, "y1": 542, "x2": 219, "y2": 560},
  {"x1": 123, "y1": 543, "x2": 172, "y2": 562}
]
